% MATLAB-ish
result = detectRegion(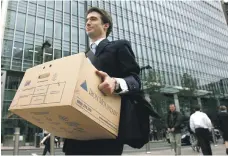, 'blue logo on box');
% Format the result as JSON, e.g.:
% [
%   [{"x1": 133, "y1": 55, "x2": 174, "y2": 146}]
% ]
[{"x1": 80, "y1": 80, "x2": 88, "y2": 92}]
